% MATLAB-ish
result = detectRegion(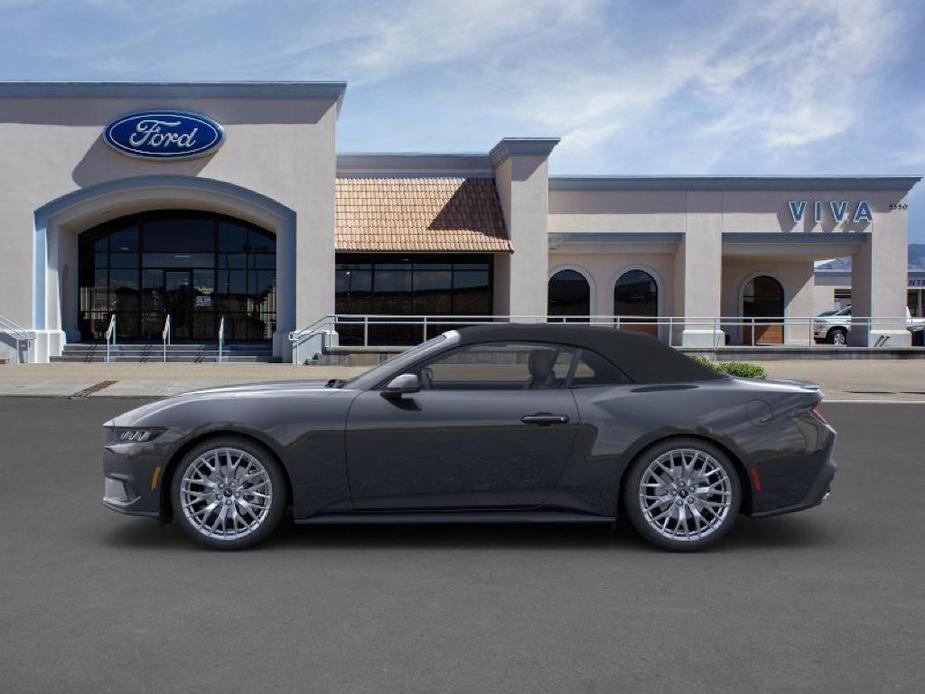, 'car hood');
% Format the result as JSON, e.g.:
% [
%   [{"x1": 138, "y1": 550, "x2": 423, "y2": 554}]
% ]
[
  {"x1": 105, "y1": 380, "x2": 343, "y2": 427},
  {"x1": 182, "y1": 379, "x2": 333, "y2": 396}
]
